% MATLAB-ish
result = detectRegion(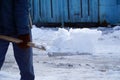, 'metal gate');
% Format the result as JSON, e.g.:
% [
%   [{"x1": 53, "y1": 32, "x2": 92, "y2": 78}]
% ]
[{"x1": 30, "y1": 0, "x2": 99, "y2": 23}]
